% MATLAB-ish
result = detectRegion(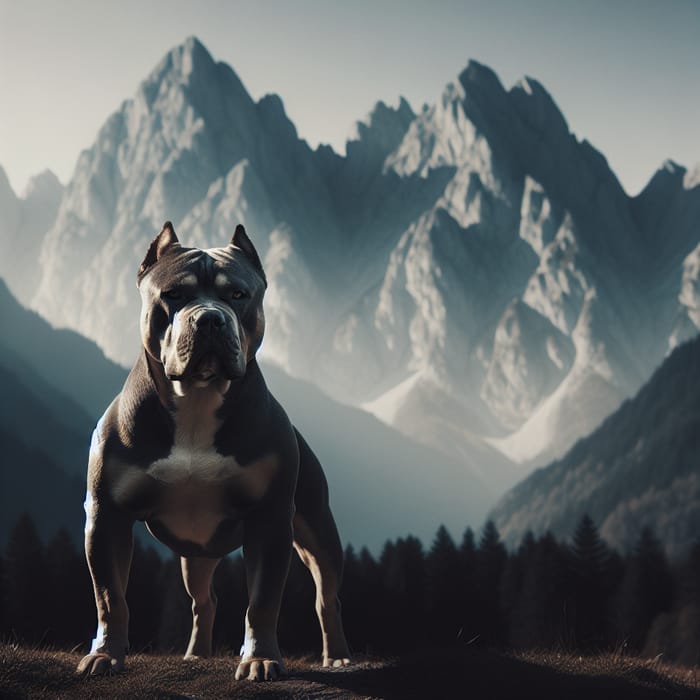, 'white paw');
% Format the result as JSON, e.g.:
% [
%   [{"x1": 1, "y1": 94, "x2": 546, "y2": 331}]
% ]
[
  {"x1": 235, "y1": 657, "x2": 285, "y2": 681},
  {"x1": 76, "y1": 652, "x2": 124, "y2": 676},
  {"x1": 323, "y1": 656, "x2": 352, "y2": 668}
]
